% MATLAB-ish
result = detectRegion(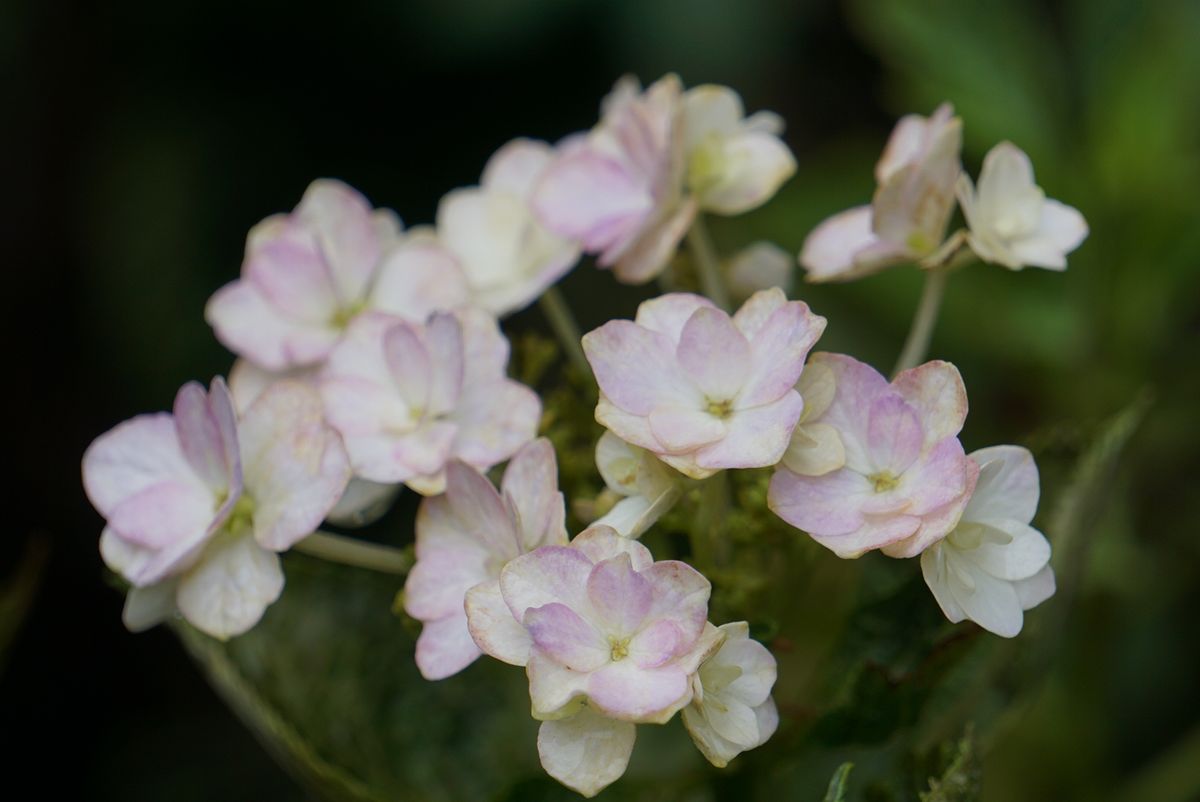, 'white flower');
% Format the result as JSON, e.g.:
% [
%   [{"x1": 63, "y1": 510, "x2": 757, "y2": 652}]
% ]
[
  {"x1": 682, "y1": 85, "x2": 796, "y2": 215},
  {"x1": 437, "y1": 139, "x2": 581, "y2": 316},
  {"x1": 682, "y1": 622, "x2": 779, "y2": 768},
  {"x1": 920, "y1": 445, "x2": 1056, "y2": 637},
  {"x1": 957, "y1": 142, "x2": 1088, "y2": 270},
  {"x1": 592, "y1": 432, "x2": 682, "y2": 538}
]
